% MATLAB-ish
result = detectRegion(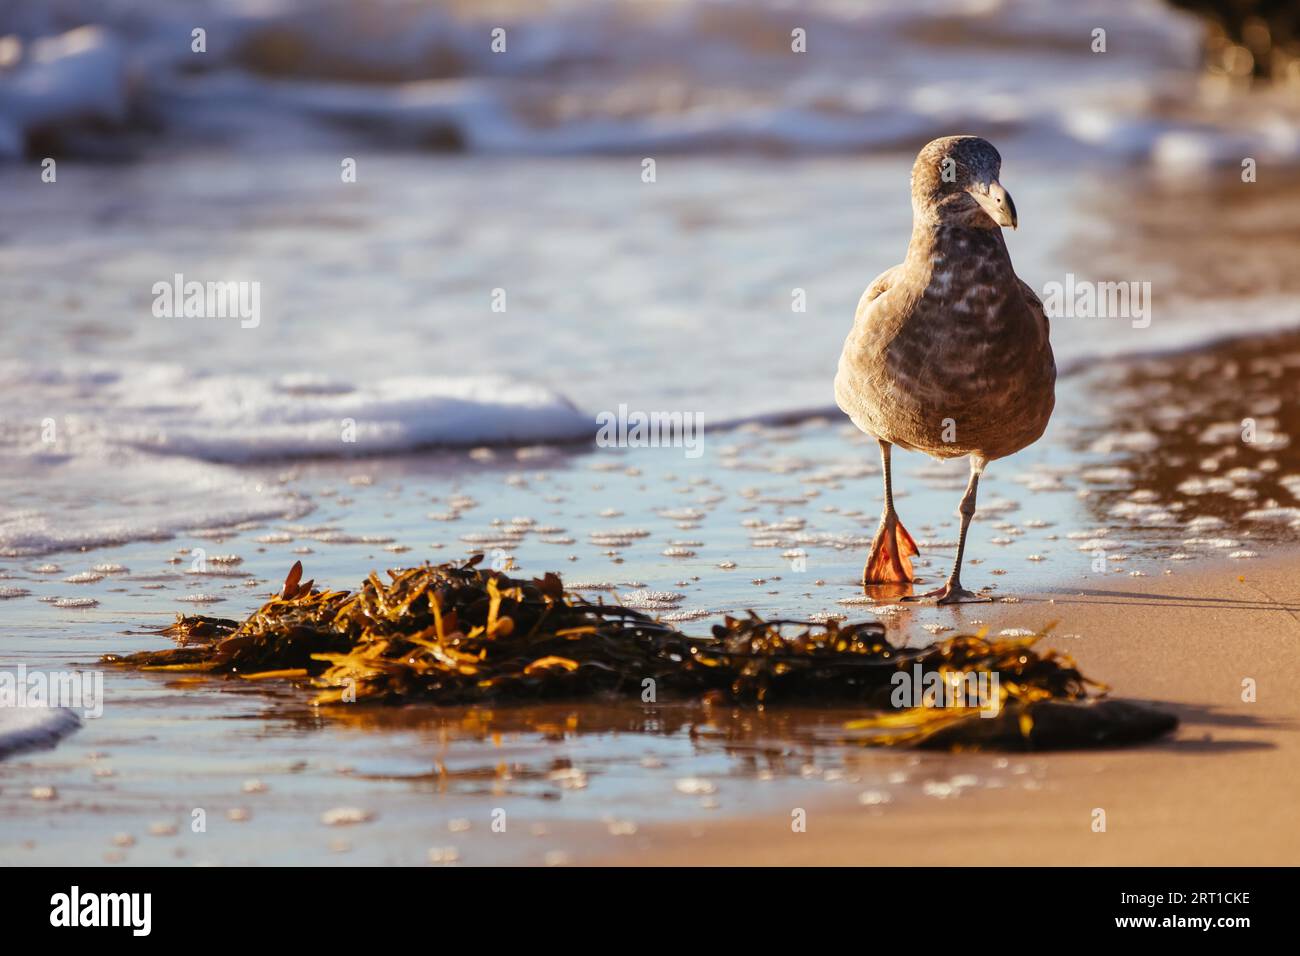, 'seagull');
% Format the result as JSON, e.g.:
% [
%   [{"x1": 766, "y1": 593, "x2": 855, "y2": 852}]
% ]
[{"x1": 834, "y1": 135, "x2": 1055, "y2": 603}]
